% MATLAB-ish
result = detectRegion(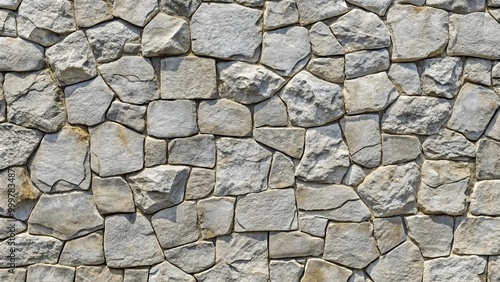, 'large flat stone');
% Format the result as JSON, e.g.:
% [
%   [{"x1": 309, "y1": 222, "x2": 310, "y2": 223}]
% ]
[
  {"x1": 168, "y1": 135, "x2": 216, "y2": 168},
  {"x1": 198, "y1": 99, "x2": 252, "y2": 137},
  {"x1": 295, "y1": 0, "x2": 348, "y2": 25},
  {"x1": 197, "y1": 197, "x2": 235, "y2": 239},
  {"x1": 342, "y1": 114, "x2": 381, "y2": 168},
  {"x1": 0, "y1": 123, "x2": 42, "y2": 170},
  {"x1": 147, "y1": 100, "x2": 197, "y2": 138},
  {"x1": 0, "y1": 233, "x2": 63, "y2": 266},
  {"x1": 423, "y1": 256, "x2": 486, "y2": 282},
  {"x1": 454, "y1": 217, "x2": 500, "y2": 255},
  {"x1": 151, "y1": 201, "x2": 199, "y2": 248},
  {"x1": 254, "y1": 127, "x2": 305, "y2": 159},
  {"x1": 142, "y1": 12, "x2": 190, "y2": 57},
  {"x1": 0, "y1": 38, "x2": 45, "y2": 71},
  {"x1": 477, "y1": 139, "x2": 500, "y2": 180}
]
